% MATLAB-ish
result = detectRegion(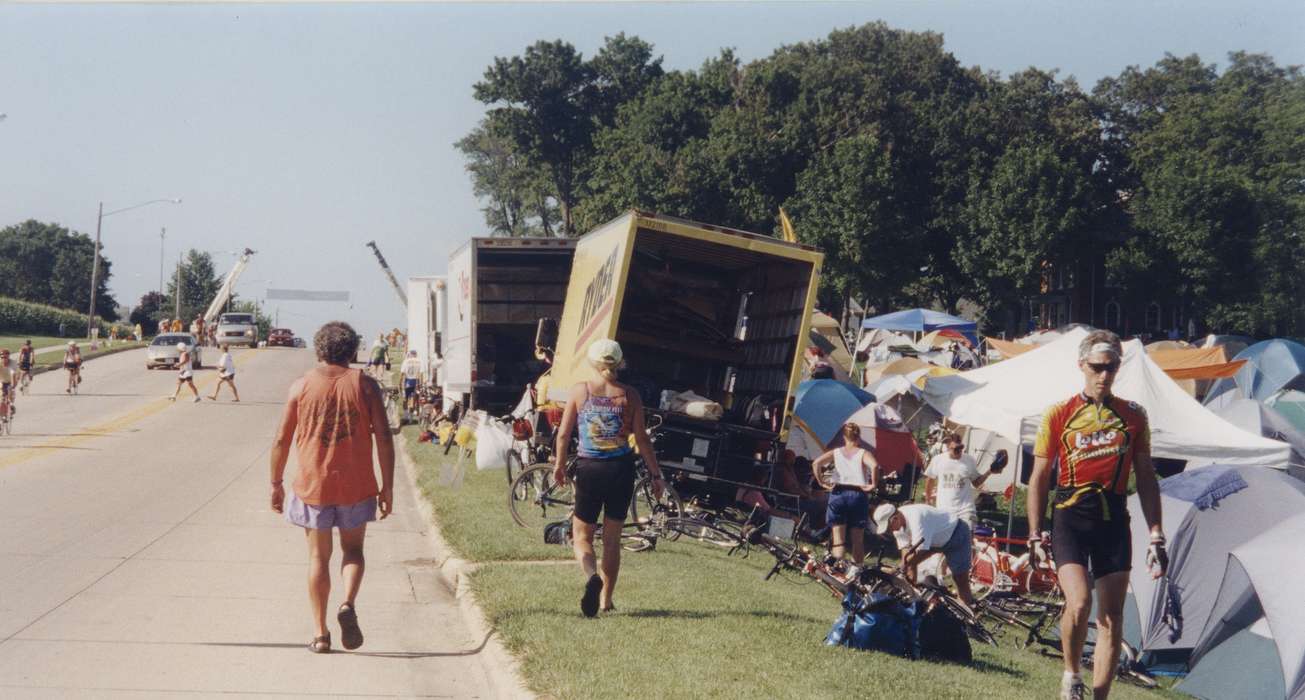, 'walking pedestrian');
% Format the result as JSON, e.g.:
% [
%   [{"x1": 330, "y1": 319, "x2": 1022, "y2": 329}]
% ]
[
  {"x1": 209, "y1": 344, "x2": 240, "y2": 402},
  {"x1": 552, "y1": 339, "x2": 666, "y2": 617},
  {"x1": 169, "y1": 342, "x2": 201, "y2": 402},
  {"x1": 1027, "y1": 330, "x2": 1167, "y2": 700},
  {"x1": 924, "y1": 432, "x2": 996, "y2": 527},
  {"x1": 63, "y1": 341, "x2": 83, "y2": 393},
  {"x1": 270, "y1": 321, "x2": 394, "y2": 653}
]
